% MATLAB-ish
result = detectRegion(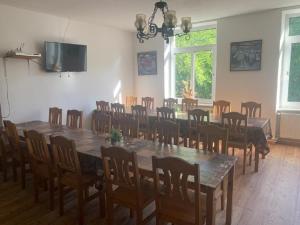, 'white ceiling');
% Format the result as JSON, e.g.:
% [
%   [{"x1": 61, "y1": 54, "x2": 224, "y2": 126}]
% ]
[{"x1": 0, "y1": 0, "x2": 300, "y2": 31}]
